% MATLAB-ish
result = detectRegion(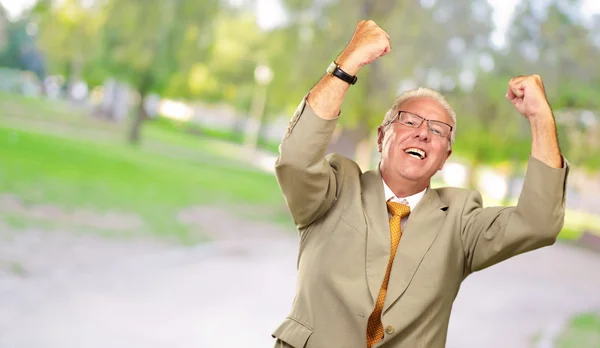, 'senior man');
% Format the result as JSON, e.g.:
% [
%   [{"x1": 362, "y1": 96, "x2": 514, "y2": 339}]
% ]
[{"x1": 272, "y1": 20, "x2": 569, "y2": 348}]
